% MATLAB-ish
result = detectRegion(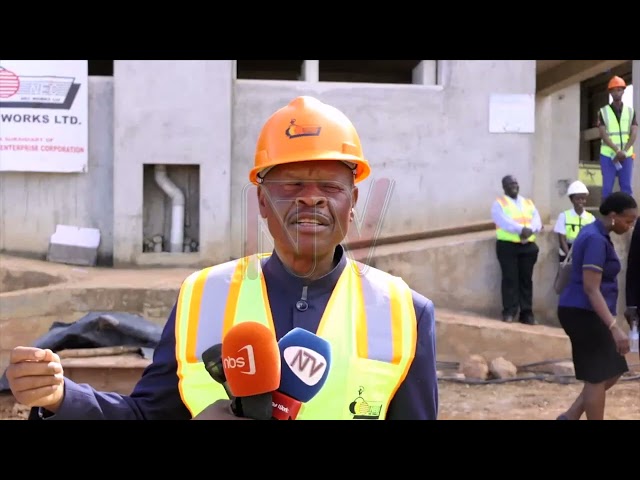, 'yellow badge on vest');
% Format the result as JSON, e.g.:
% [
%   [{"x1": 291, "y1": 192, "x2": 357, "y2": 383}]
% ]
[{"x1": 348, "y1": 386, "x2": 384, "y2": 420}]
